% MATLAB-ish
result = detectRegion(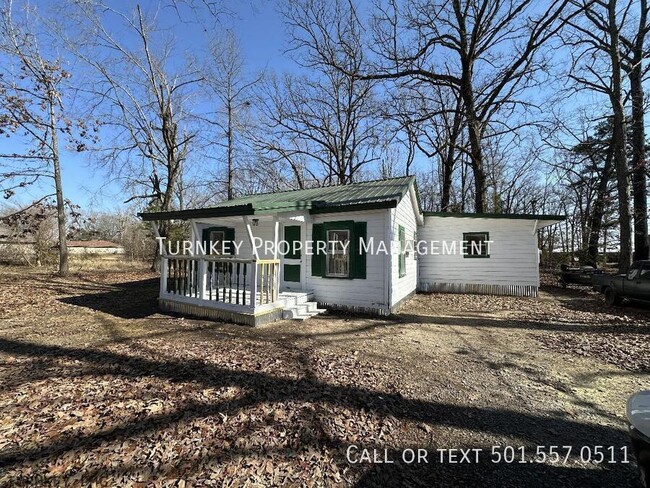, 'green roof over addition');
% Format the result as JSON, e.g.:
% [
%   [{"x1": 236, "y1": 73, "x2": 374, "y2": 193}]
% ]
[{"x1": 139, "y1": 176, "x2": 416, "y2": 221}]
